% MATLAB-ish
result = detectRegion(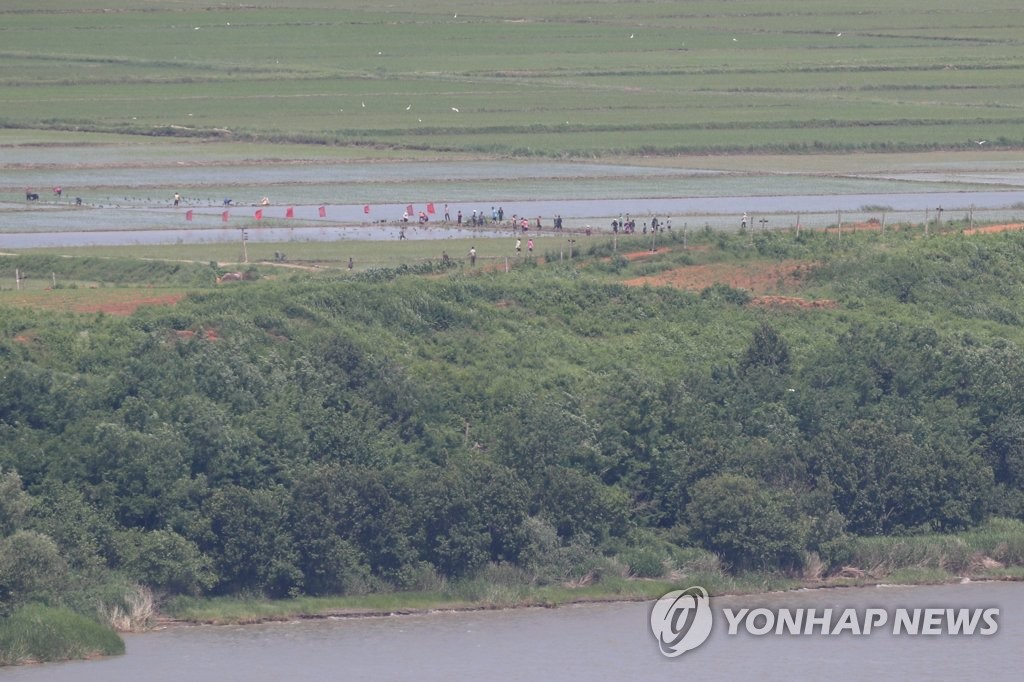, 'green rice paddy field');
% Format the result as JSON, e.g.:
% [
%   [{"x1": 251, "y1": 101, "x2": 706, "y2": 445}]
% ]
[
  {"x1": 3, "y1": 0, "x2": 1024, "y2": 156},
  {"x1": 3, "y1": 1, "x2": 1024, "y2": 245}
]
